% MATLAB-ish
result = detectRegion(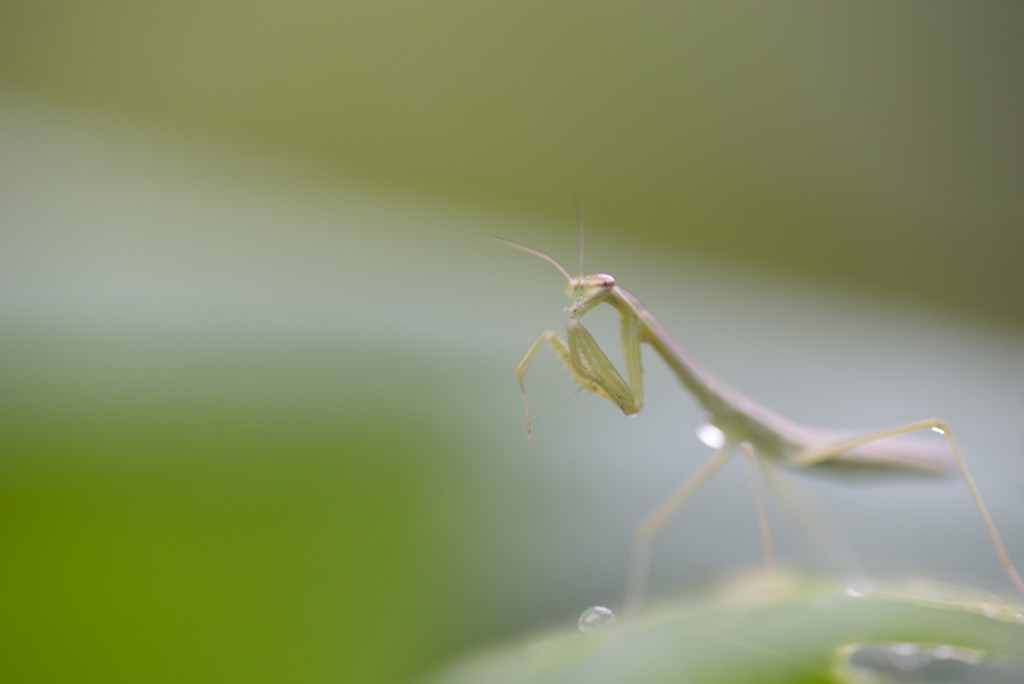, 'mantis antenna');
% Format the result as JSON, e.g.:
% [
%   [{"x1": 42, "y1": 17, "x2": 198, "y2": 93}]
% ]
[
  {"x1": 490, "y1": 238, "x2": 573, "y2": 284},
  {"x1": 576, "y1": 197, "x2": 585, "y2": 277}
]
